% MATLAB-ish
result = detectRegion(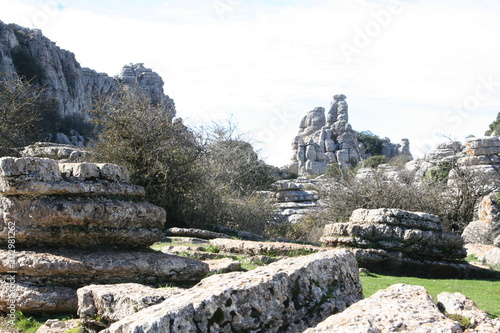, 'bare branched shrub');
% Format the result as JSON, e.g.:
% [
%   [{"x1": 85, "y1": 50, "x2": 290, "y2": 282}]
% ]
[
  {"x1": 0, "y1": 75, "x2": 48, "y2": 156},
  {"x1": 90, "y1": 87, "x2": 277, "y2": 233}
]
